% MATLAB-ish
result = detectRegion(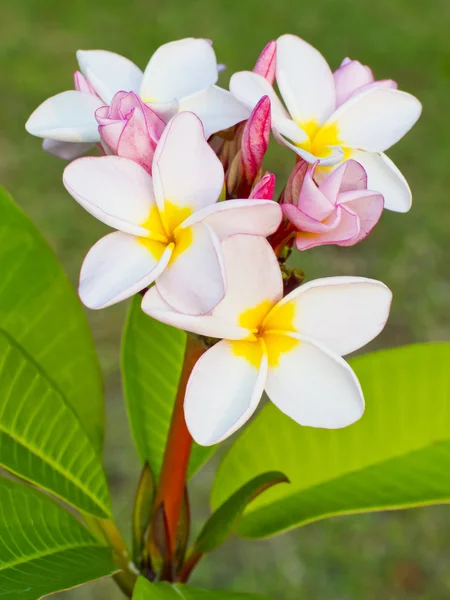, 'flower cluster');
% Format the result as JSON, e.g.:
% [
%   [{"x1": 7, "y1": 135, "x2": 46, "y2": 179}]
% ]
[{"x1": 26, "y1": 35, "x2": 421, "y2": 446}]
